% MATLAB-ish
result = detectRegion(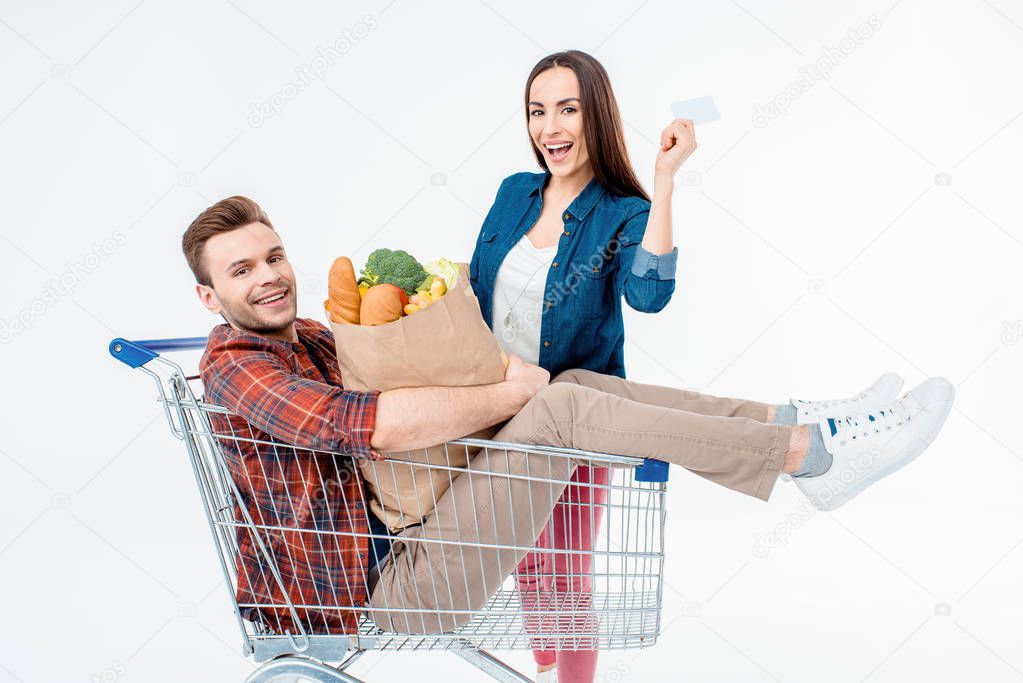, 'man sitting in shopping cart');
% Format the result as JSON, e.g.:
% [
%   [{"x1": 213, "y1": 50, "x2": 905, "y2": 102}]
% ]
[{"x1": 183, "y1": 196, "x2": 953, "y2": 637}]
